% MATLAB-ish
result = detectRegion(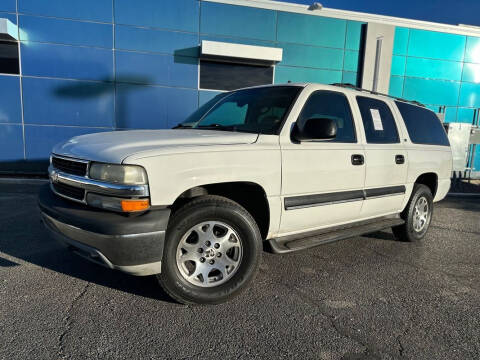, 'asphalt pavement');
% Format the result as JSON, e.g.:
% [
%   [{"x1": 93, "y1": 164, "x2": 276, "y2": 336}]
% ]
[{"x1": 0, "y1": 181, "x2": 479, "y2": 360}]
